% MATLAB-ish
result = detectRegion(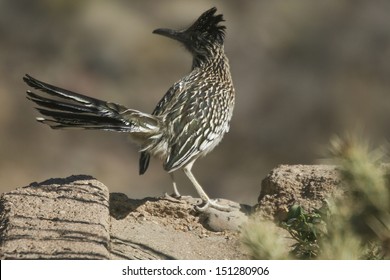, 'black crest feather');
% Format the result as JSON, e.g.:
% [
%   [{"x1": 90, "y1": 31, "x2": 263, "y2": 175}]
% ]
[{"x1": 186, "y1": 7, "x2": 226, "y2": 44}]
